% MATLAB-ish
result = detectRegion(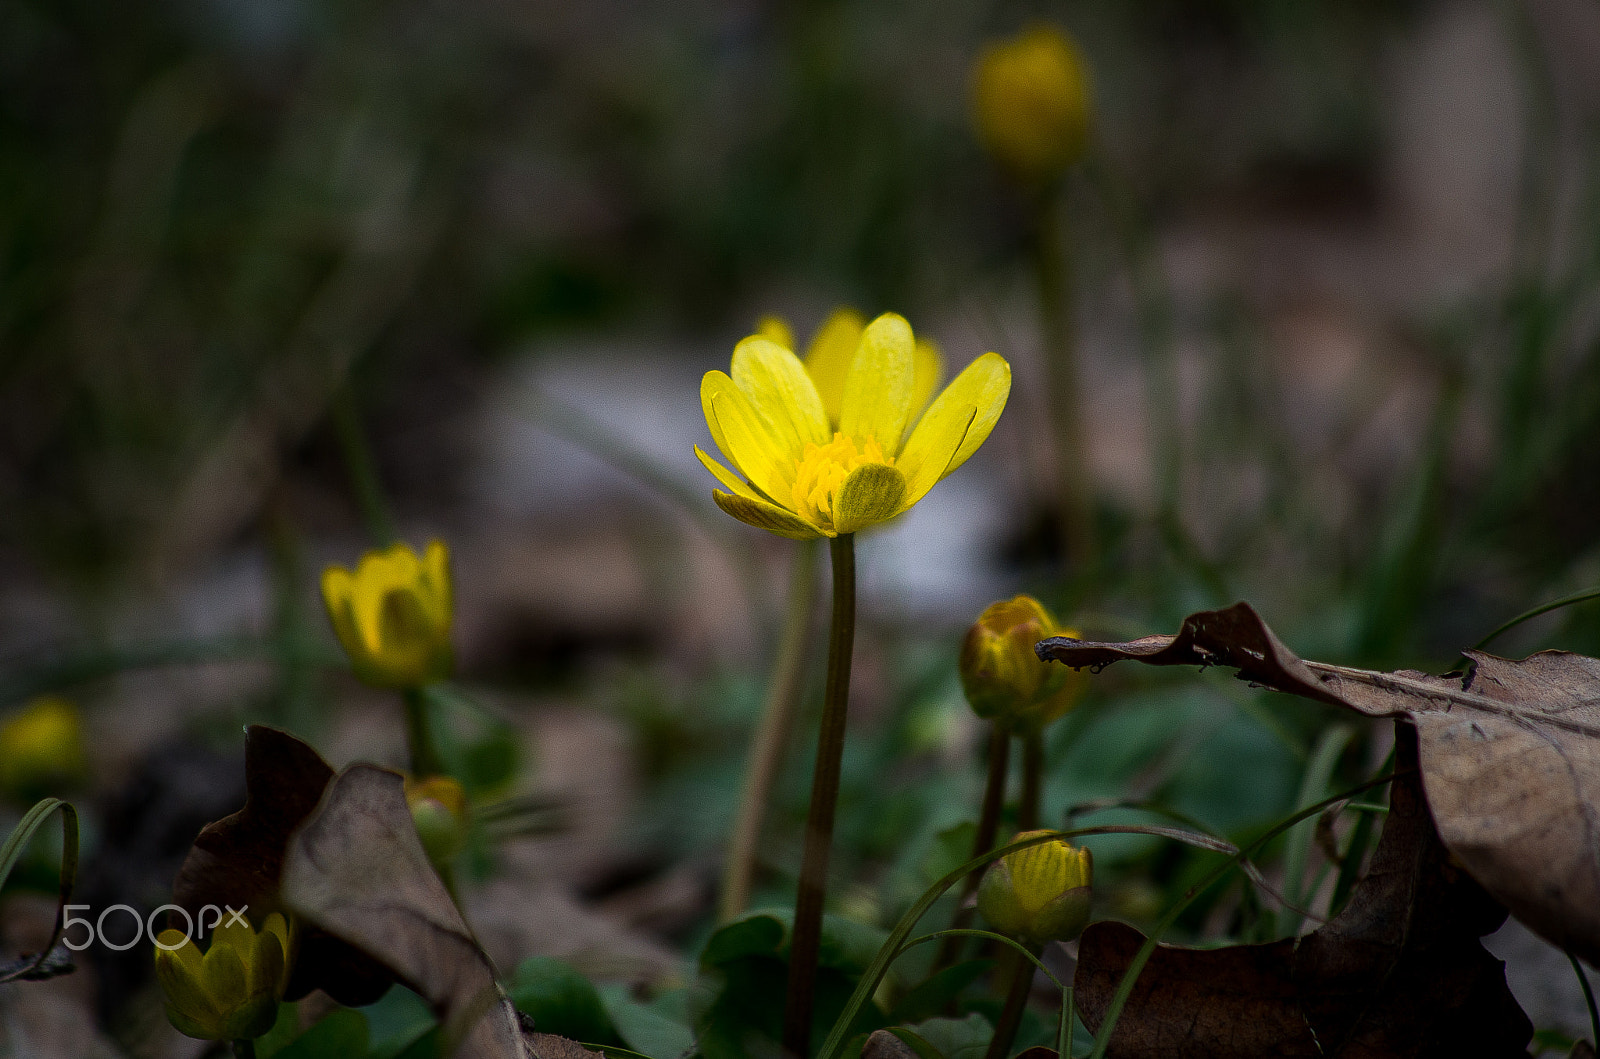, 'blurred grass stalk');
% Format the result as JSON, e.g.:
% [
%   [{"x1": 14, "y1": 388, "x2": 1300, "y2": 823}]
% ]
[
  {"x1": 719, "y1": 539, "x2": 818, "y2": 923},
  {"x1": 1031, "y1": 187, "x2": 1096, "y2": 577}
]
